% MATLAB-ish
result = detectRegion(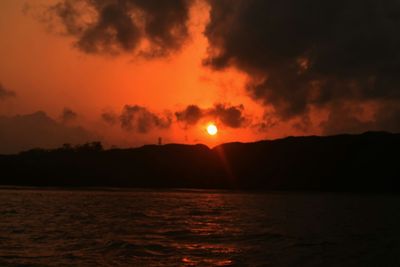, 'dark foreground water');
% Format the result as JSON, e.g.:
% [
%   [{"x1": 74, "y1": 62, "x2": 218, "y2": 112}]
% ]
[{"x1": 1, "y1": 189, "x2": 400, "y2": 266}]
